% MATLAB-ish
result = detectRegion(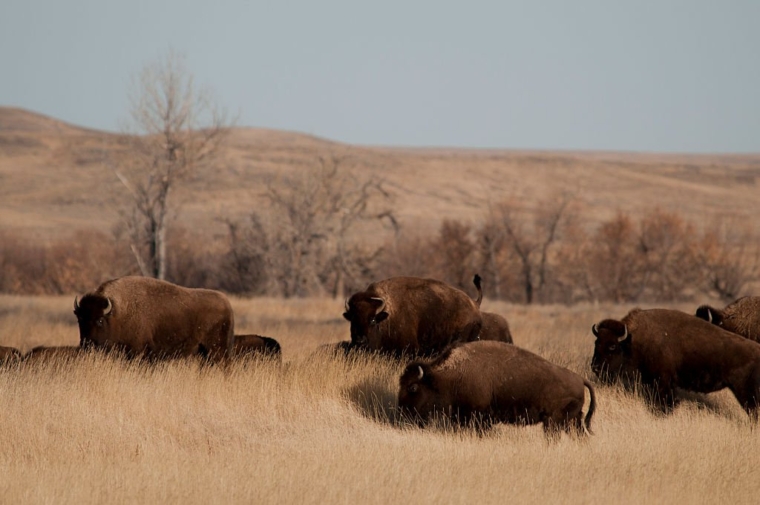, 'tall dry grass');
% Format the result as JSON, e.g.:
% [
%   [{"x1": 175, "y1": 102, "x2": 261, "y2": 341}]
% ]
[{"x1": 0, "y1": 294, "x2": 757, "y2": 504}]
